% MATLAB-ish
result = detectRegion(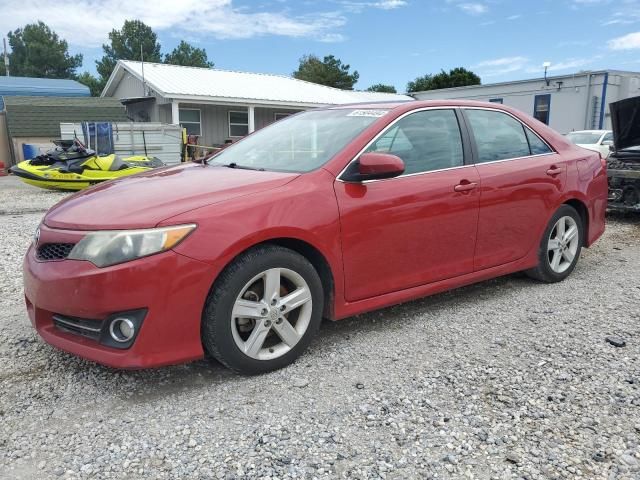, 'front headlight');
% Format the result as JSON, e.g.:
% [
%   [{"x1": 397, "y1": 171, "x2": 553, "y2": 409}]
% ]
[{"x1": 68, "y1": 224, "x2": 196, "y2": 267}]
